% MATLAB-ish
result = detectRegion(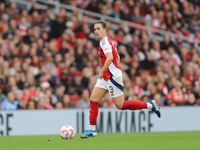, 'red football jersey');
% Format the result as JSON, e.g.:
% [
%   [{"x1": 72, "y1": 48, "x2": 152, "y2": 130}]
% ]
[{"x1": 98, "y1": 36, "x2": 122, "y2": 81}]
